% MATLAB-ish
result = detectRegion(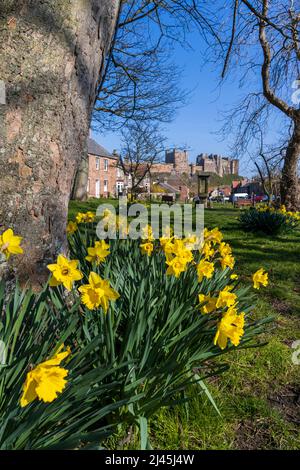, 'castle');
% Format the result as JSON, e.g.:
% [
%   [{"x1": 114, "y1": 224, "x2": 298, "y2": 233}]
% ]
[
  {"x1": 194, "y1": 153, "x2": 239, "y2": 176},
  {"x1": 151, "y1": 149, "x2": 190, "y2": 174},
  {"x1": 152, "y1": 149, "x2": 239, "y2": 177}
]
